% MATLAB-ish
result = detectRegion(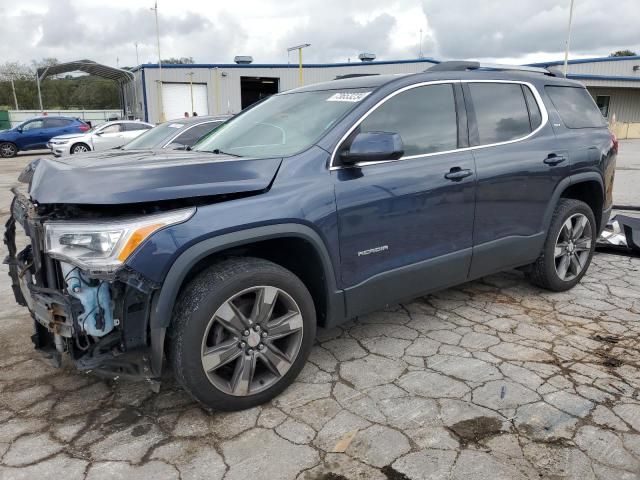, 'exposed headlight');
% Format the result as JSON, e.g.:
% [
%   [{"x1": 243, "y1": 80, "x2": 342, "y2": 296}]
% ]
[
  {"x1": 51, "y1": 139, "x2": 70, "y2": 145},
  {"x1": 44, "y1": 208, "x2": 195, "y2": 272}
]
